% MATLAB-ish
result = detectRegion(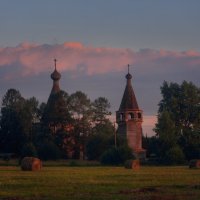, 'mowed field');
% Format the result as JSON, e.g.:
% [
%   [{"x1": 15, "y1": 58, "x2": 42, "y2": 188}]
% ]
[{"x1": 0, "y1": 165, "x2": 200, "y2": 200}]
